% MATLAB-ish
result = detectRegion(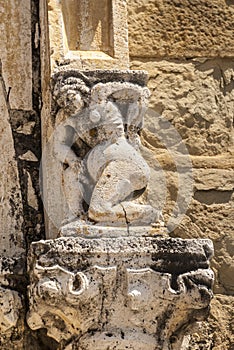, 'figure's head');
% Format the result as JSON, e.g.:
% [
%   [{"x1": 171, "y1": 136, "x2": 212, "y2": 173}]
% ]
[{"x1": 53, "y1": 76, "x2": 90, "y2": 115}]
